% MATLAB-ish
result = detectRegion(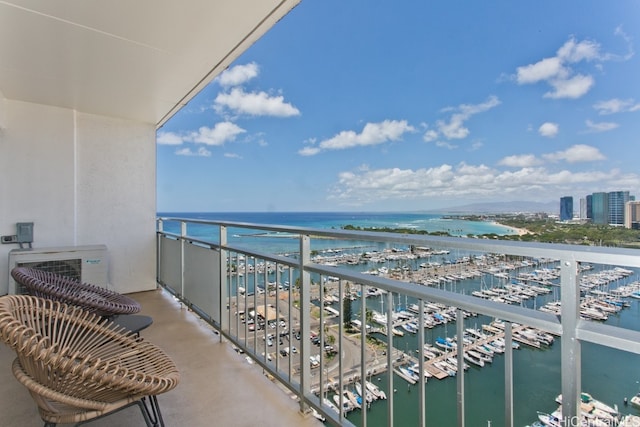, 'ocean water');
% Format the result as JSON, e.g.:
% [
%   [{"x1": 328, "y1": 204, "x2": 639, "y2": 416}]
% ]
[
  {"x1": 157, "y1": 212, "x2": 640, "y2": 426},
  {"x1": 157, "y1": 211, "x2": 517, "y2": 237},
  {"x1": 157, "y1": 211, "x2": 518, "y2": 254}
]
